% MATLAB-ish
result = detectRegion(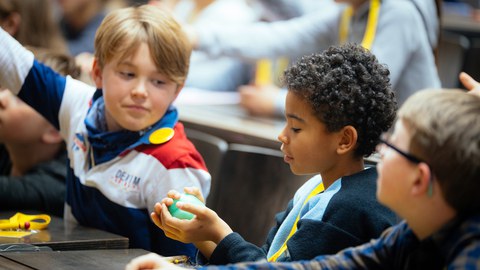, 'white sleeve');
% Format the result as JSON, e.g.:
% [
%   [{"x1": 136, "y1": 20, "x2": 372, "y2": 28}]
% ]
[
  {"x1": 0, "y1": 27, "x2": 34, "y2": 93},
  {"x1": 196, "y1": 8, "x2": 341, "y2": 61}
]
